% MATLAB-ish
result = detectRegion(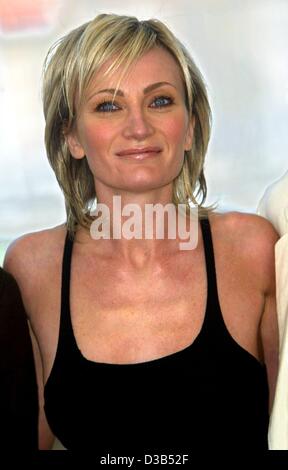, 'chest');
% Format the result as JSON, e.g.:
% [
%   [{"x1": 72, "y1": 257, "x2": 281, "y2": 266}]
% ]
[
  {"x1": 69, "y1": 250, "x2": 206, "y2": 364},
  {"x1": 38, "y1": 235, "x2": 264, "y2": 379}
]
